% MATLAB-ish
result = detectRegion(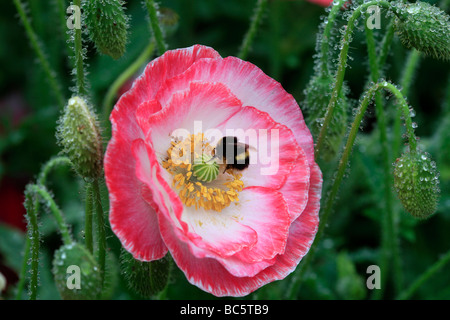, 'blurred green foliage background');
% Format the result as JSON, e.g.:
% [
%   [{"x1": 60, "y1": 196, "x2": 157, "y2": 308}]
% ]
[{"x1": 0, "y1": 0, "x2": 449, "y2": 300}]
